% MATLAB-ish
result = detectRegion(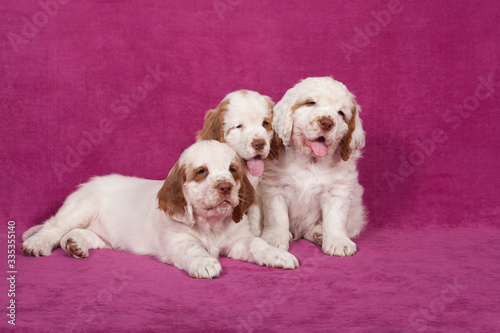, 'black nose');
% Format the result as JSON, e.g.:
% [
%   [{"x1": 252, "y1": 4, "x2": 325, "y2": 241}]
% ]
[
  {"x1": 217, "y1": 182, "x2": 232, "y2": 196},
  {"x1": 319, "y1": 117, "x2": 333, "y2": 132},
  {"x1": 252, "y1": 139, "x2": 266, "y2": 151}
]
